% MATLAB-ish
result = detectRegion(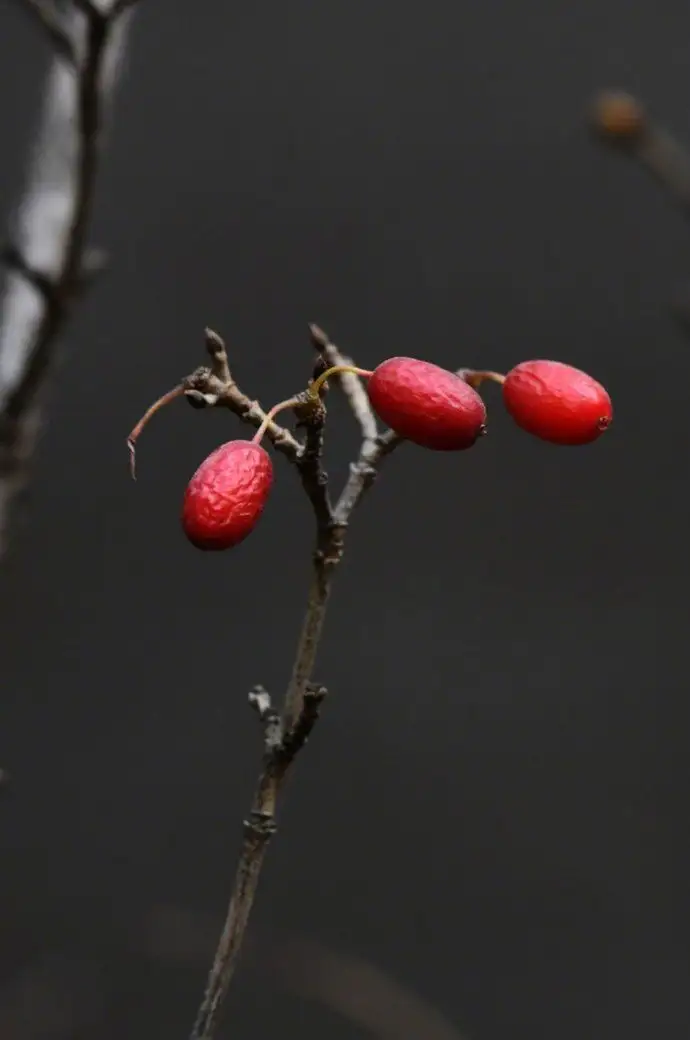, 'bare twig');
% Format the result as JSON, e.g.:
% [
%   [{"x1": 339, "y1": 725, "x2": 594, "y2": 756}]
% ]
[
  {"x1": 190, "y1": 682, "x2": 328, "y2": 1040},
  {"x1": 129, "y1": 325, "x2": 483, "y2": 1038},
  {"x1": 0, "y1": 0, "x2": 140, "y2": 556},
  {"x1": 190, "y1": 329, "x2": 303, "y2": 461},
  {"x1": 167, "y1": 324, "x2": 409, "y2": 1040},
  {"x1": 129, "y1": 320, "x2": 448, "y2": 1039},
  {"x1": 331, "y1": 433, "x2": 397, "y2": 523},
  {"x1": 189, "y1": 544, "x2": 360, "y2": 1039},
  {"x1": 126, "y1": 329, "x2": 306, "y2": 480}
]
